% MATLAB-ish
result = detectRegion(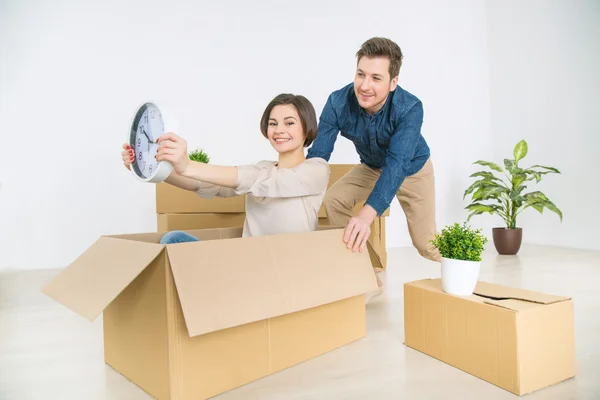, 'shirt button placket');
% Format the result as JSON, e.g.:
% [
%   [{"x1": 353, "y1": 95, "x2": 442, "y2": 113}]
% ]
[{"x1": 370, "y1": 121, "x2": 377, "y2": 153}]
